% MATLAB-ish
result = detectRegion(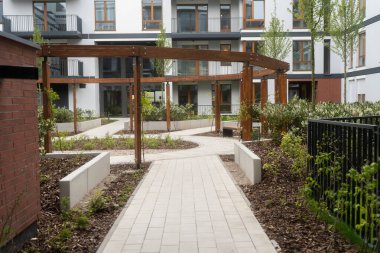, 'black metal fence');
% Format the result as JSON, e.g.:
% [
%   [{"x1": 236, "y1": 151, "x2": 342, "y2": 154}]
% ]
[{"x1": 308, "y1": 116, "x2": 380, "y2": 247}]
